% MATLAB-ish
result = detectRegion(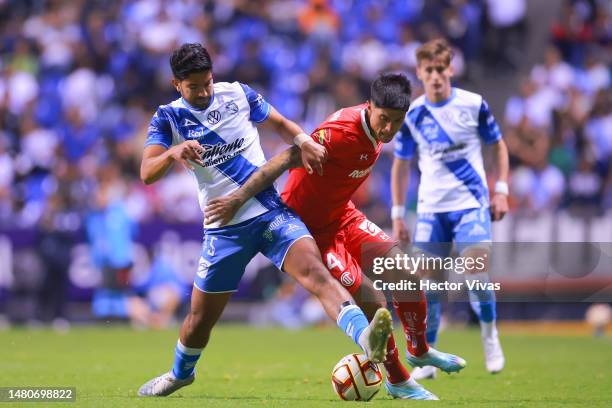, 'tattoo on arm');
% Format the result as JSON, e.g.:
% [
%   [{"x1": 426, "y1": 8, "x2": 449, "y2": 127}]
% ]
[{"x1": 236, "y1": 146, "x2": 302, "y2": 203}]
